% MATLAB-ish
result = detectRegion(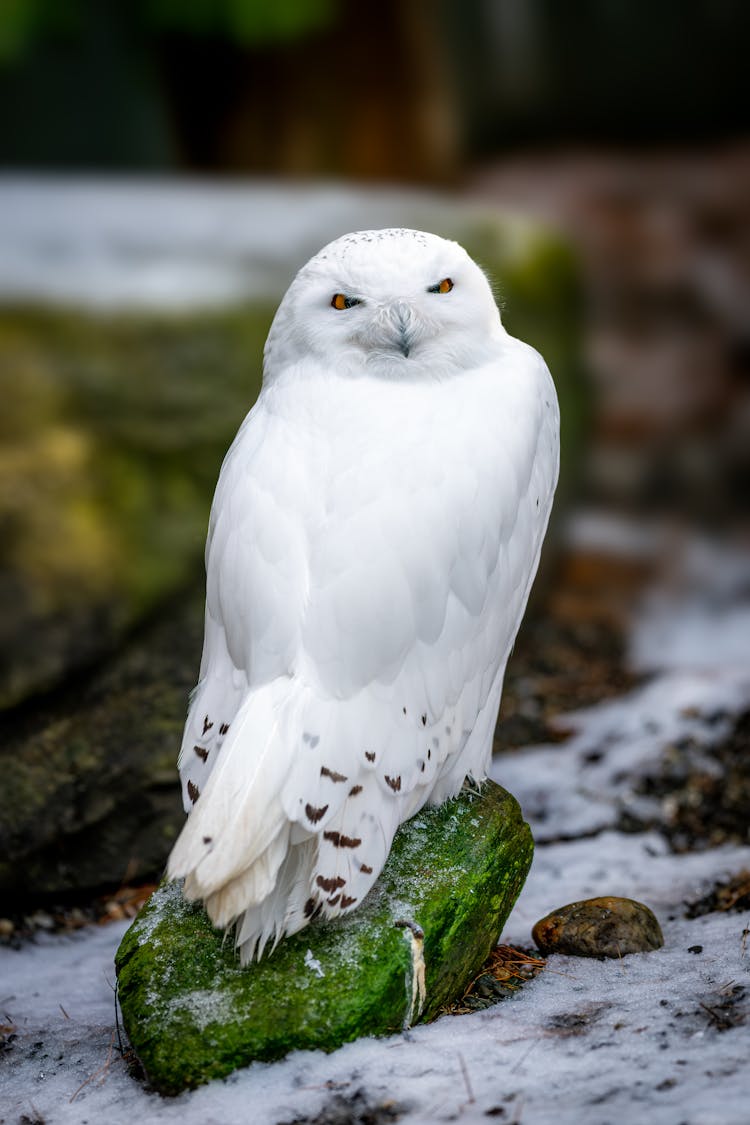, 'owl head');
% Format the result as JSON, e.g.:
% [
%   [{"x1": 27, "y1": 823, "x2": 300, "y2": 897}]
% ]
[{"x1": 264, "y1": 229, "x2": 503, "y2": 382}]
